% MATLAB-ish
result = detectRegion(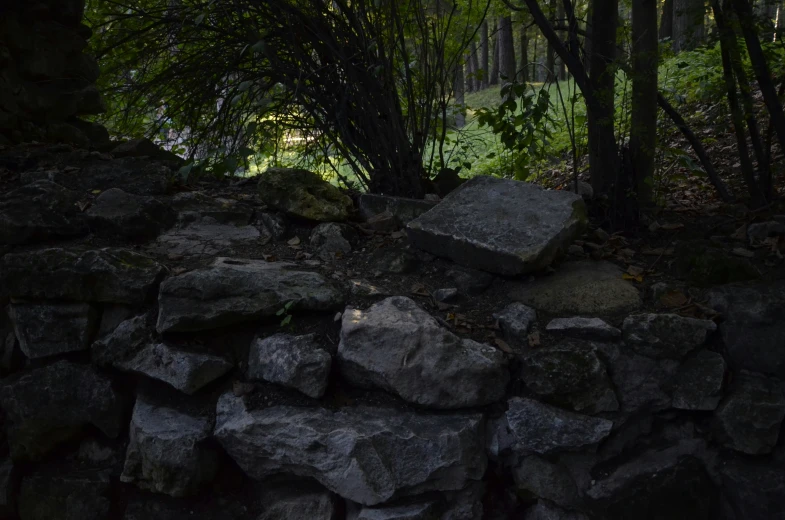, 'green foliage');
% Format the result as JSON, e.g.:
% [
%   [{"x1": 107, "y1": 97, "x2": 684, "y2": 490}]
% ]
[{"x1": 276, "y1": 300, "x2": 295, "y2": 327}]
